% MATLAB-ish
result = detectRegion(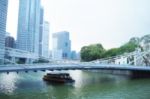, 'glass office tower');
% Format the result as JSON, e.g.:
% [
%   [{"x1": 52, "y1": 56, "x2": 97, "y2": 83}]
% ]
[
  {"x1": 17, "y1": 0, "x2": 41, "y2": 55},
  {"x1": 0, "y1": 0, "x2": 8, "y2": 60}
]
